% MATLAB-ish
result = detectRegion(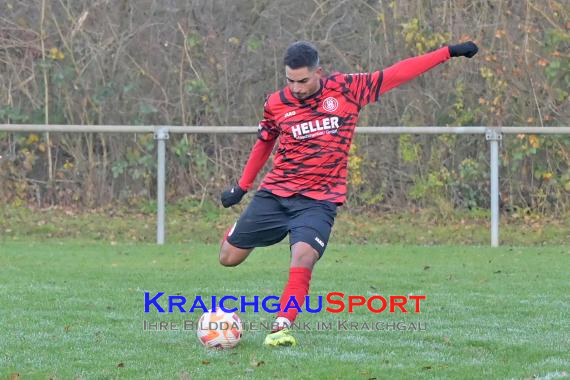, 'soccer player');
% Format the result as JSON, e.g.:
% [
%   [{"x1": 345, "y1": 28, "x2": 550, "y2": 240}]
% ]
[{"x1": 219, "y1": 40, "x2": 478, "y2": 346}]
